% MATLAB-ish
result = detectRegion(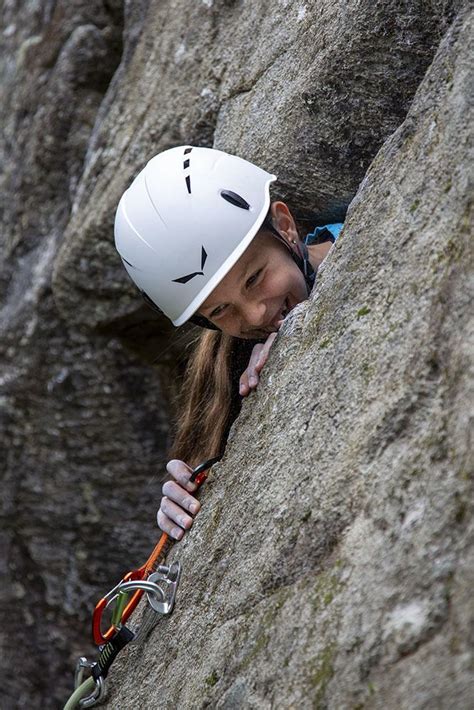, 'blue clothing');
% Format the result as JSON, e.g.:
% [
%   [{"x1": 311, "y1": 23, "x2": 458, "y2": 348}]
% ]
[{"x1": 305, "y1": 223, "x2": 343, "y2": 246}]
